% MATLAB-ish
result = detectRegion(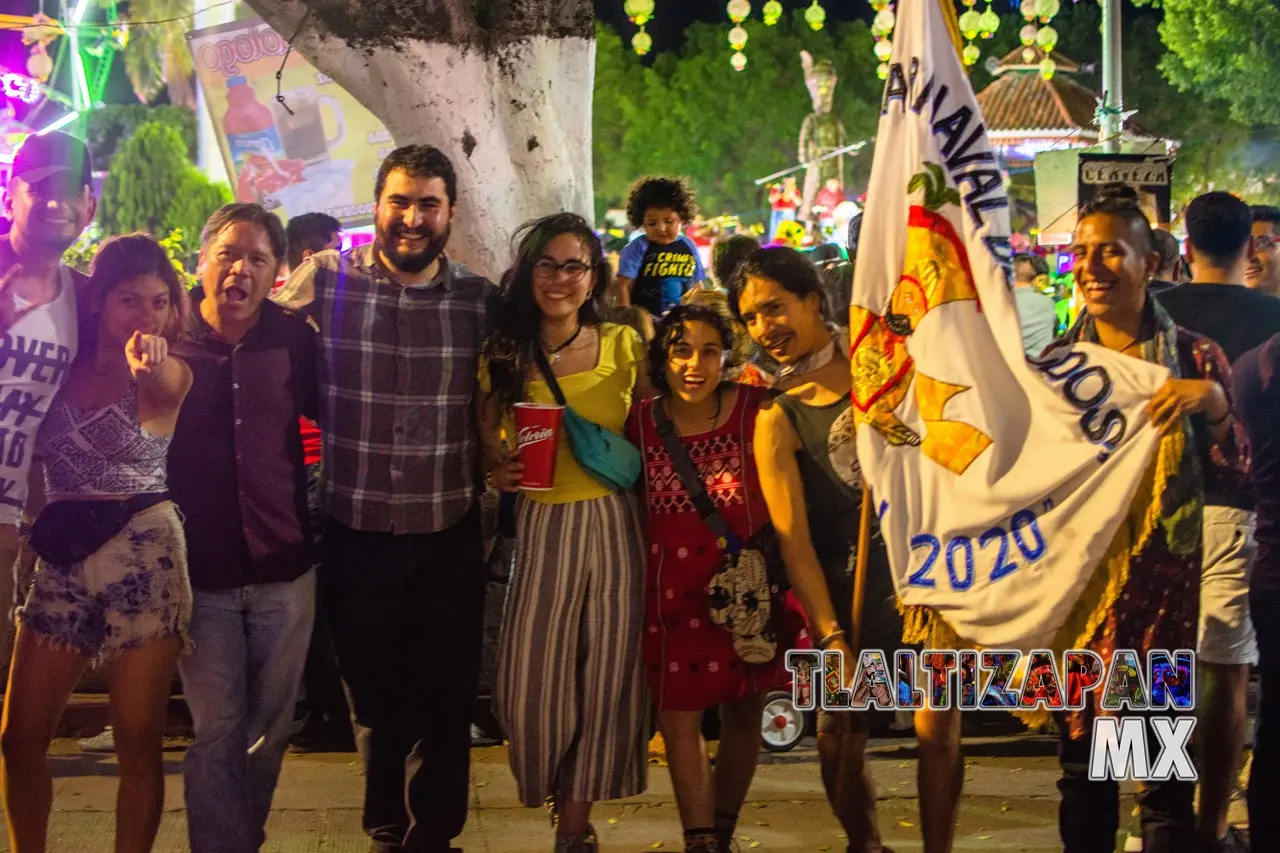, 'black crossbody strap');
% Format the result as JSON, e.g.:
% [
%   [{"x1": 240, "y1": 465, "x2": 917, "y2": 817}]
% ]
[
  {"x1": 532, "y1": 348, "x2": 568, "y2": 406},
  {"x1": 652, "y1": 399, "x2": 740, "y2": 553}
]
